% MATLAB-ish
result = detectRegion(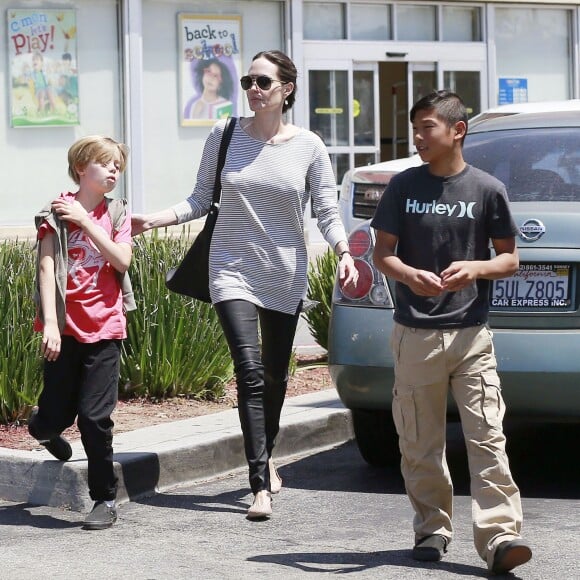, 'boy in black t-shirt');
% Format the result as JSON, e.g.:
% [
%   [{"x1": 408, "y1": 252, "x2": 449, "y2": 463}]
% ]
[{"x1": 371, "y1": 90, "x2": 532, "y2": 574}]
